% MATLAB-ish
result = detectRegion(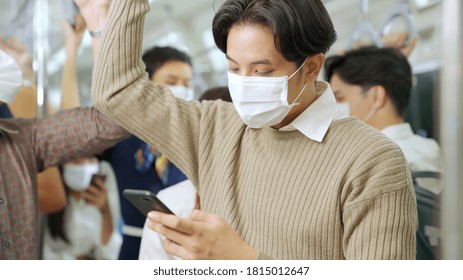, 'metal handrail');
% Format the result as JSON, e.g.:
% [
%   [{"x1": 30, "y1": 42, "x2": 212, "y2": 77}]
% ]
[
  {"x1": 347, "y1": 0, "x2": 382, "y2": 49},
  {"x1": 378, "y1": 0, "x2": 417, "y2": 45},
  {"x1": 347, "y1": 0, "x2": 417, "y2": 50}
]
